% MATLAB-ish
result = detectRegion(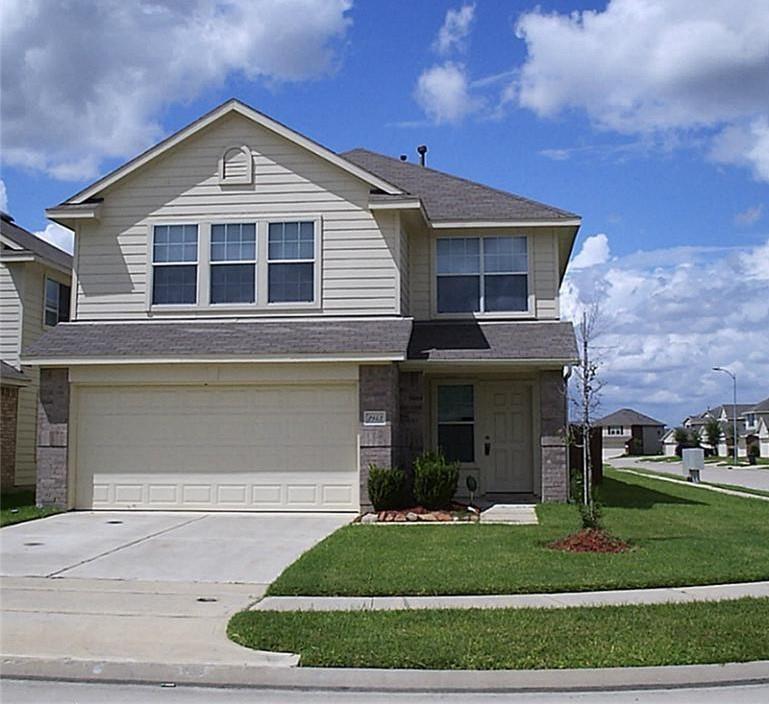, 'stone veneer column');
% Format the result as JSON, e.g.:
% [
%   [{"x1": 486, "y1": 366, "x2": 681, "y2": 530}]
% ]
[
  {"x1": 358, "y1": 364, "x2": 400, "y2": 510},
  {"x1": 1, "y1": 386, "x2": 20, "y2": 490},
  {"x1": 36, "y1": 368, "x2": 70, "y2": 507},
  {"x1": 539, "y1": 369, "x2": 569, "y2": 502}
]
